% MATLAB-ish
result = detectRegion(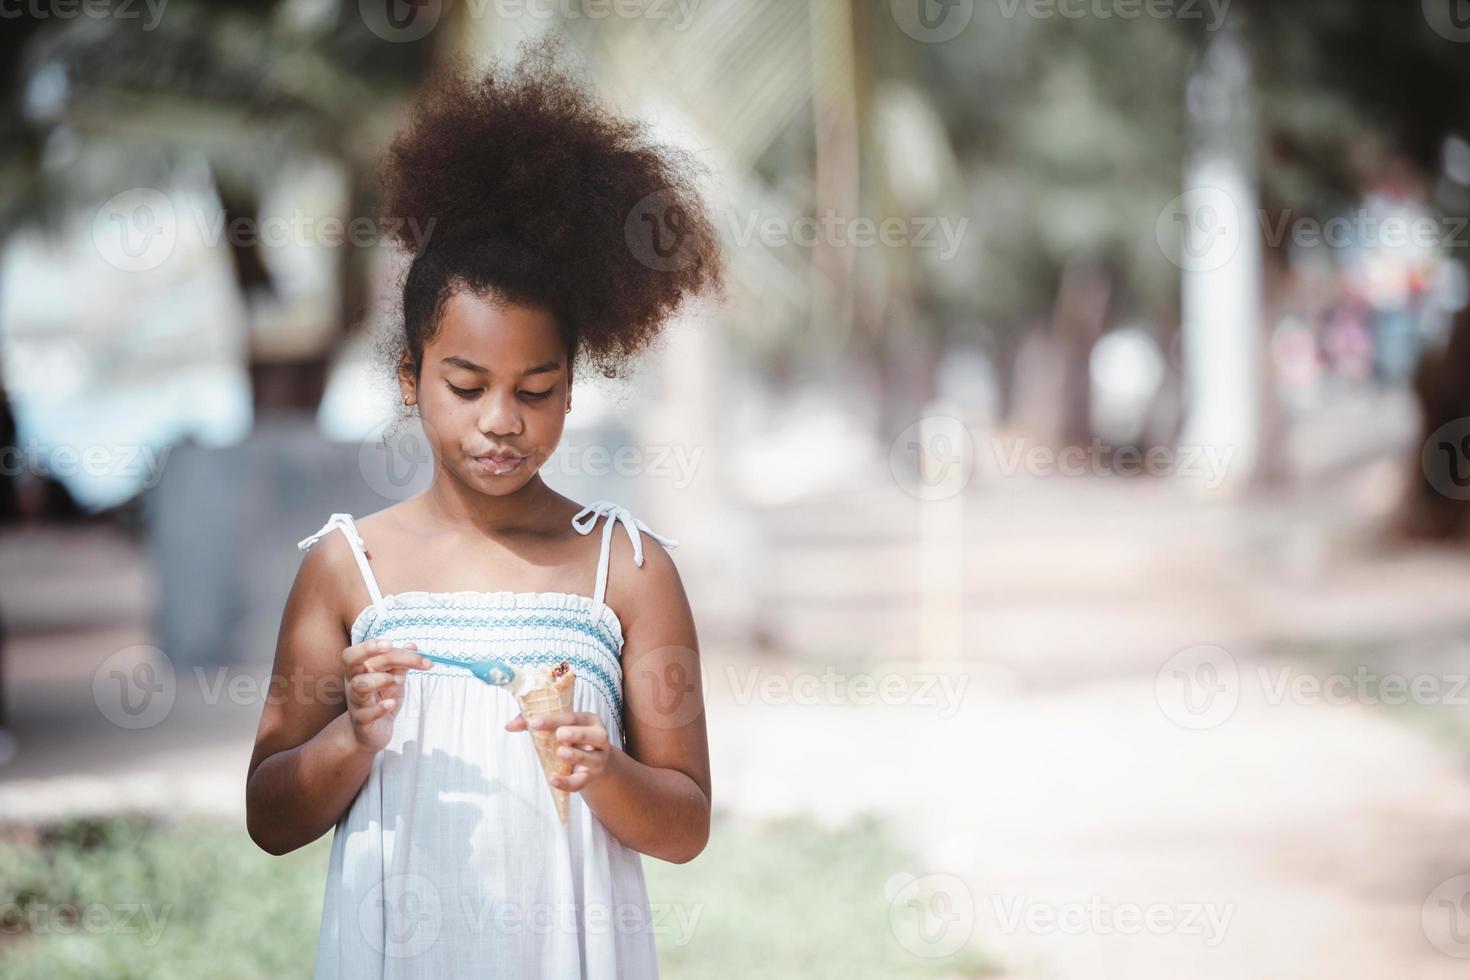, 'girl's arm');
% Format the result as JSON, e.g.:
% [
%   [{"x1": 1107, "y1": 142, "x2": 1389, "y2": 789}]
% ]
[
  {"x1": 582, "y1": 537, "x2": 712, "y2": 864},
  {"x1": 245, "y1": 534, "x2": 427, "y2": 855}
]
